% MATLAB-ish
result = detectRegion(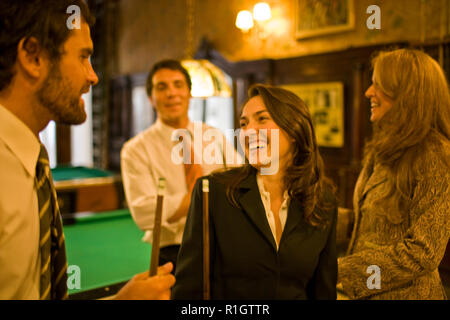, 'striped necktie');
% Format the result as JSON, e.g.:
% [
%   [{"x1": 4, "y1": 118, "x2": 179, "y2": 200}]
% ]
[{"x1": 36, "y1": 144, "x2": 68, "y2": 300}]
